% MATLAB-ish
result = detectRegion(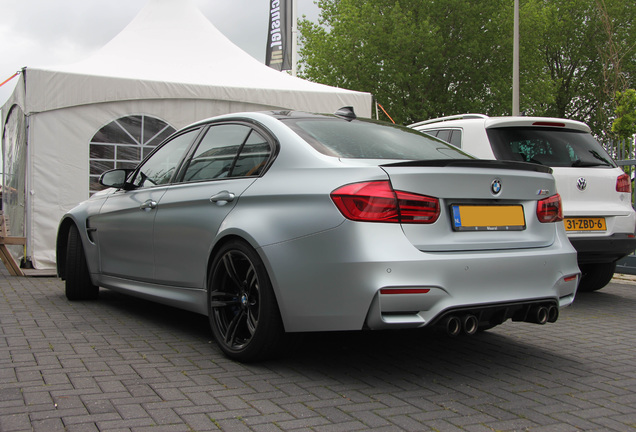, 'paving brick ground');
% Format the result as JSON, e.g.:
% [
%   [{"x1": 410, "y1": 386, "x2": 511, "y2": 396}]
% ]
[{"x1": 1, "y1": 267, "x2": 635, "y2": 432}]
